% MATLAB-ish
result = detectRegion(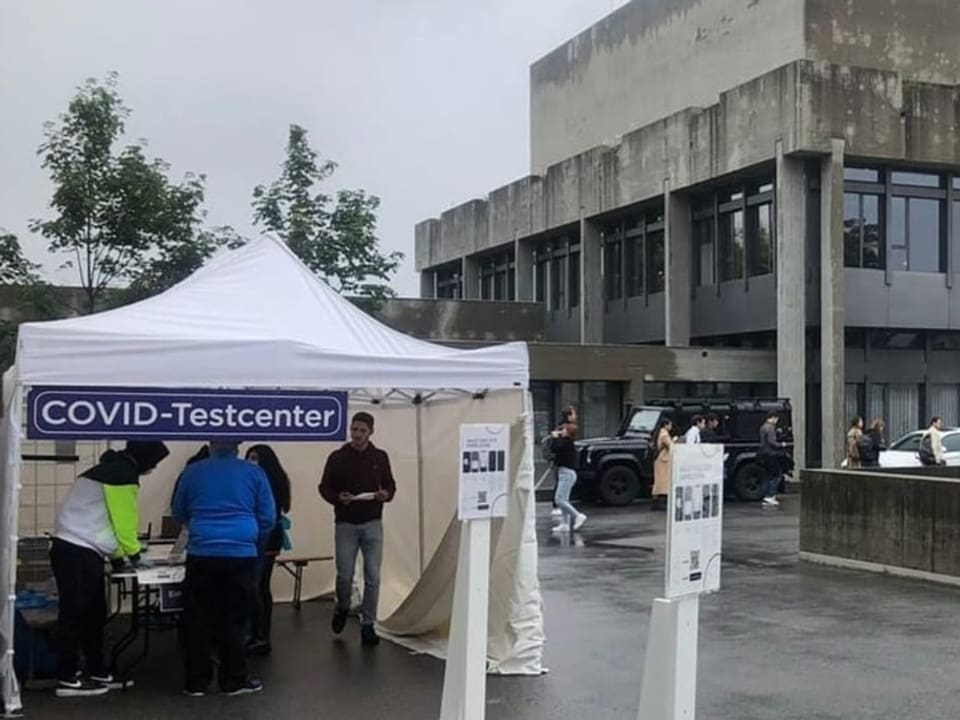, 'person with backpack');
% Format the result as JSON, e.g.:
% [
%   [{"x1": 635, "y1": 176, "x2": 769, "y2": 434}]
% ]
[
  {"x1": 919, "y1": 417, "x2": 946, "y2": 467},
  {"x1": 858, "y1": 419, "x2": 886, "y2": 468}
]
